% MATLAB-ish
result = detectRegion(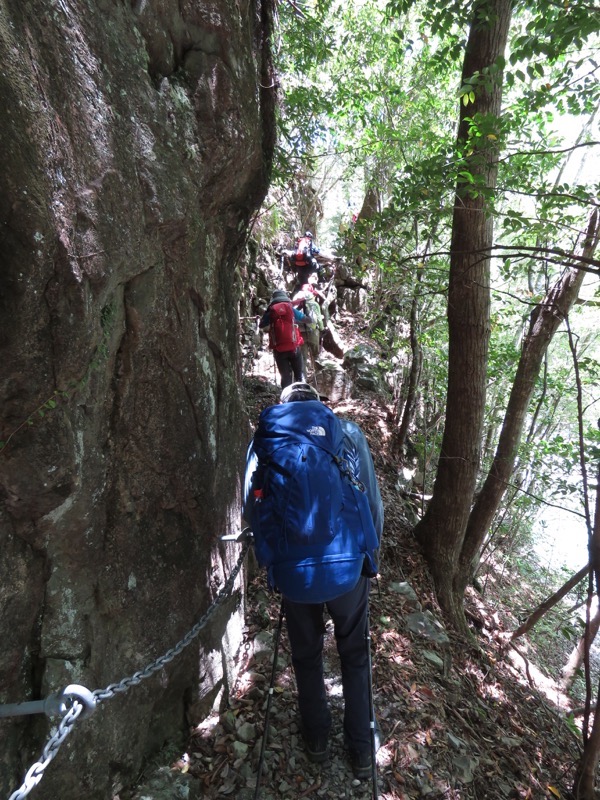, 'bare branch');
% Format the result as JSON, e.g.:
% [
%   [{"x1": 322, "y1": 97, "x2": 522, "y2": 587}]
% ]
[
  {"x1": 510, "y1": 564, "x2": 590, "y2": 641},
  {"x1": 499, "y1": 141, "x2": 600, "y2": 164}
]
